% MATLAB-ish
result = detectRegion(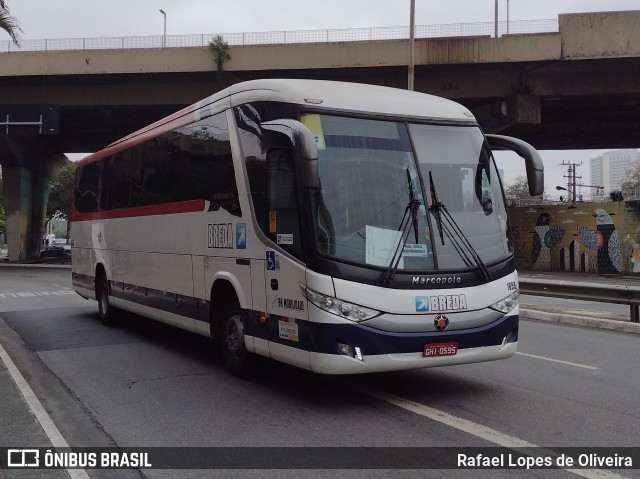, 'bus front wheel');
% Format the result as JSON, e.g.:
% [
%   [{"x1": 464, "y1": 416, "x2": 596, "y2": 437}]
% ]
[{"x1": 221, "y1": 301, "x2": 253, "y2": 377}]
